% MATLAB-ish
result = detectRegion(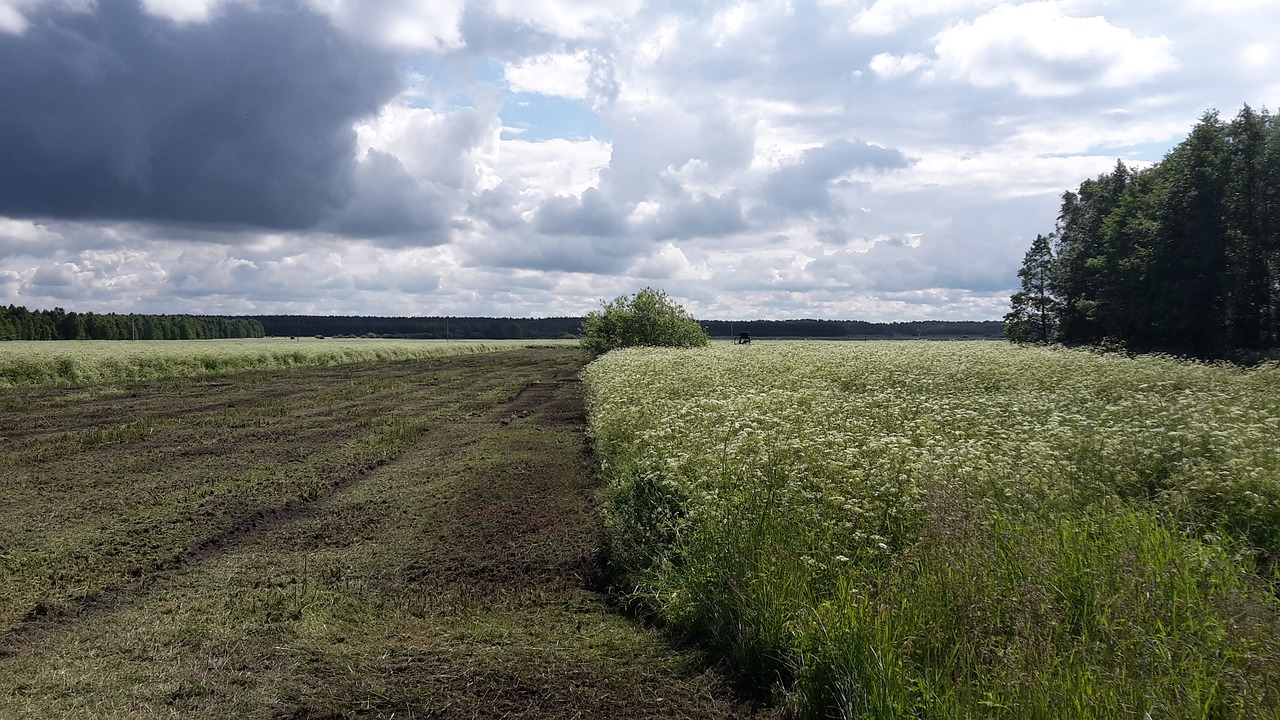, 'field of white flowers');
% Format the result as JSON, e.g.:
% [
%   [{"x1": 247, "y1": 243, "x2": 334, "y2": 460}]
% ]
[
  {"x1": 0, "y1": 338, "x2": 570, "y2": 388},
  {"x1": 584, "y1": 341, "x2": 1280, "y2": 718}
]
